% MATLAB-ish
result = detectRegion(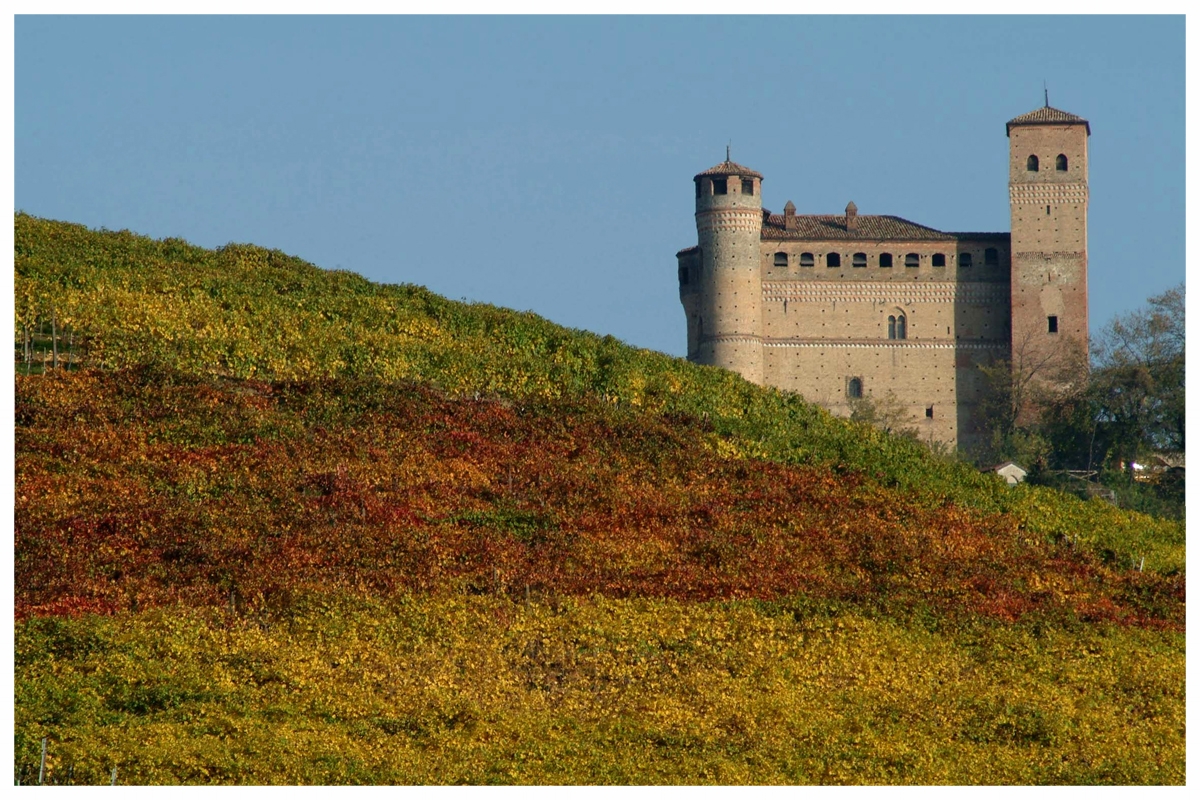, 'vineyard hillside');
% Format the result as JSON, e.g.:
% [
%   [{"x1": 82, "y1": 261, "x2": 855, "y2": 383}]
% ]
[{"x1": 13, "y1": 215, "x2": 1185, "y2": 785}]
